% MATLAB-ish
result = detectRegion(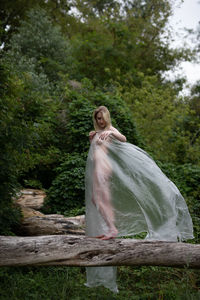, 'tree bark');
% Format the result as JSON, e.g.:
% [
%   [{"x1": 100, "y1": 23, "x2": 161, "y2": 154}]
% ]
[
  {"x1": 16, "y1": 189, "x2": 45, "y2": 210},
  {"x1": 18, "y1": 215, "x2": 85, "y2": 236},
  {"x1": 0, "y1": 235, "x2": 200, "y2": 268},
  {"x1": 14, "y1": 189, "x2": 85, "y2": 236}
]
